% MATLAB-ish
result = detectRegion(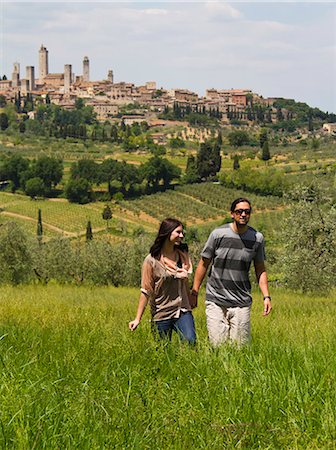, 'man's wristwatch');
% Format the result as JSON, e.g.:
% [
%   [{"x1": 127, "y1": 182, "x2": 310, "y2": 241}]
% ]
[{"x1": 263, "y1": 296, "x2": 271, "y2": 301}]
